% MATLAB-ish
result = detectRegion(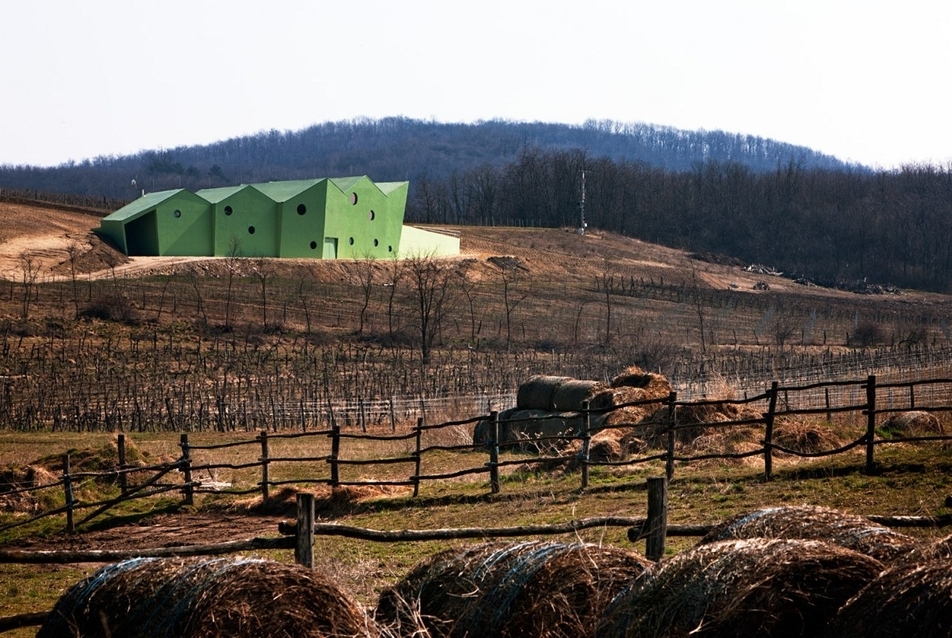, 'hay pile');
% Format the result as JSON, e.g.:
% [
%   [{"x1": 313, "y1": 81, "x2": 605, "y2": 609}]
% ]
[
  {"x1": 598, "y1": 538, "x2": 883, "y2": 638},
  {"x1": 592, "y1": 366, "x2": 672, "y2": 428},
  {"x1": 375, "y1": 540, "x2": 650, "y2": 638},
  {"x1": 823, "y1": 557, "x2": 952, "y2": 637},
  {"x1": 38, "y1": 556, "x2": 373, "y2": 638},
  {"x1": 700, "y1": 505, "x2": 919, "y2": 562}
]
